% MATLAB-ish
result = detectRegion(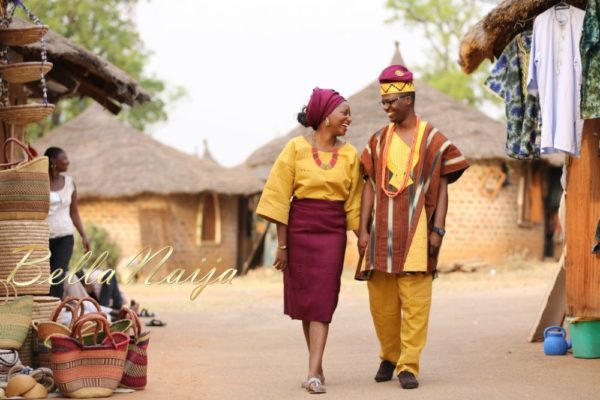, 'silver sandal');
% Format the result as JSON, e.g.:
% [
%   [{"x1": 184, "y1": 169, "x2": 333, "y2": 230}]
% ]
[
  {"x1": 306, "y1": 377, "x2": 326, "y2": 394},
  {"x1": 301, "y1": 374, "x2": 325, "y2": 389}
]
